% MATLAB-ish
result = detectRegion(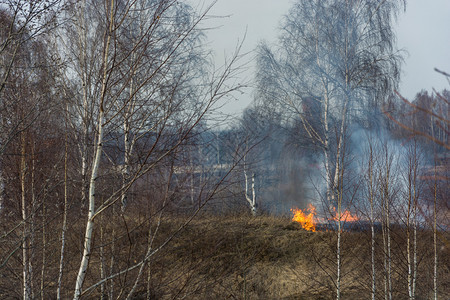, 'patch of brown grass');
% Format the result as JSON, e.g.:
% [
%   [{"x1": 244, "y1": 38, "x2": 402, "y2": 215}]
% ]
[{"x1": 1, "y1": 213, "x2": 448, "y2": 299}]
